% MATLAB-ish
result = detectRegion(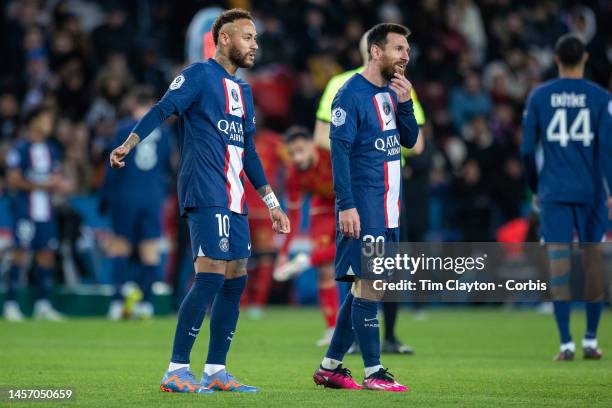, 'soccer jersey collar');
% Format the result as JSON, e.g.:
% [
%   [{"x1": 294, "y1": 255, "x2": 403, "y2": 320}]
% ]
[
  {"x1": 209, "y1": 58, "x2": 239, "y2": 79},
  {"x1": 355, "y1": 73, "x2": 390, "y2": 92}
]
